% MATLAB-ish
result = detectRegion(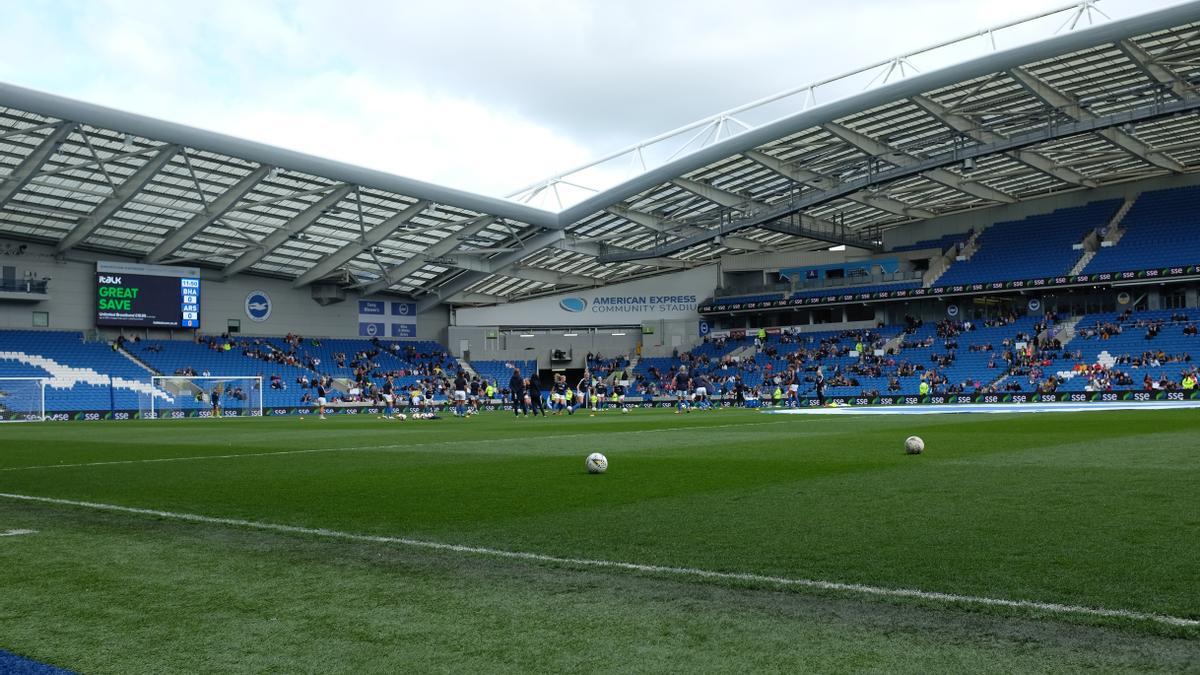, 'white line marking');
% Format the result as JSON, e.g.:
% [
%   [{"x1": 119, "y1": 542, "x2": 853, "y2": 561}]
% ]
[
  {"x1": 0, "y1": 528, "x2": 36, "y2": 537},
  {"x1": 766, "y1": 400, "x2": 1200, "y2": 416},
  {"x1": 0, "y1": 419, "x2": 795, "y2": 473},
  {"x1": 1, "y1": 491, "x2": 1194, "y2": 628}
]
